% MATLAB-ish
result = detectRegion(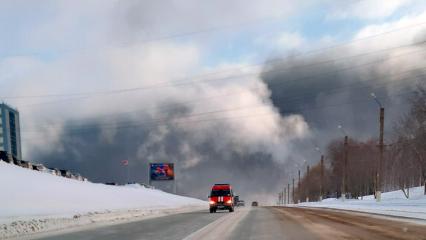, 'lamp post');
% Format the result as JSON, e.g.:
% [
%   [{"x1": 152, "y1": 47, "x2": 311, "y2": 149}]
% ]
[
  {"x1": 287, "y1": 182, "x2": 290, "y2": 204},
  {"x1": 298, "y1": 169, "x2": 301, "y2": 203},
  {"x1": 338, "y1": 125, "x2": 348, "y2": 201},
  {"x1": 306, "y1": 164, "x2": 310, "y2": 202},
  {"x1": 371, "y1": 93, "x2": 384, "y2": 202},
  {"x1": 315, "y1": 147, "x2": 325, "y2": 201},
  {"x1": 292, "y1": 178, "x2": 295, "y2": 204}
]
